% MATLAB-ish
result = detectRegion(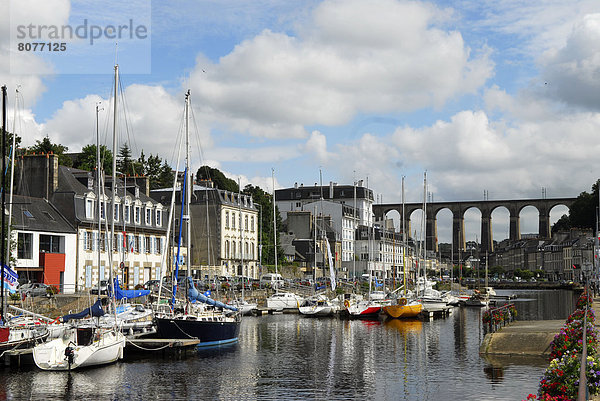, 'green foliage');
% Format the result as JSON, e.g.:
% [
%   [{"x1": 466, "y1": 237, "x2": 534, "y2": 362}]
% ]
[
  {"x1": 514, "y1": 268, "x2": 534, "y2": 280},
  {"x1": 116, "y1": 143, "x2": 134, "y2": 175},
  {"x1": 242, "y1": 183, "x2": 284, "y2": 266},
  {"x1": 553, "y1": 180, "x2": 600, "y2": 231},
  {"x1": 28, "y1": 136, "x2": 72, "y2": 166},
  {"x1": 489, "y1": 265, "x2": 505, "y2": 277},
  {"x1": 196, "y1": 165, "x2": 238, "y2": 192},
  {"x1": 74, "y1": 144, "x2": 113, "y2": 174}
]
